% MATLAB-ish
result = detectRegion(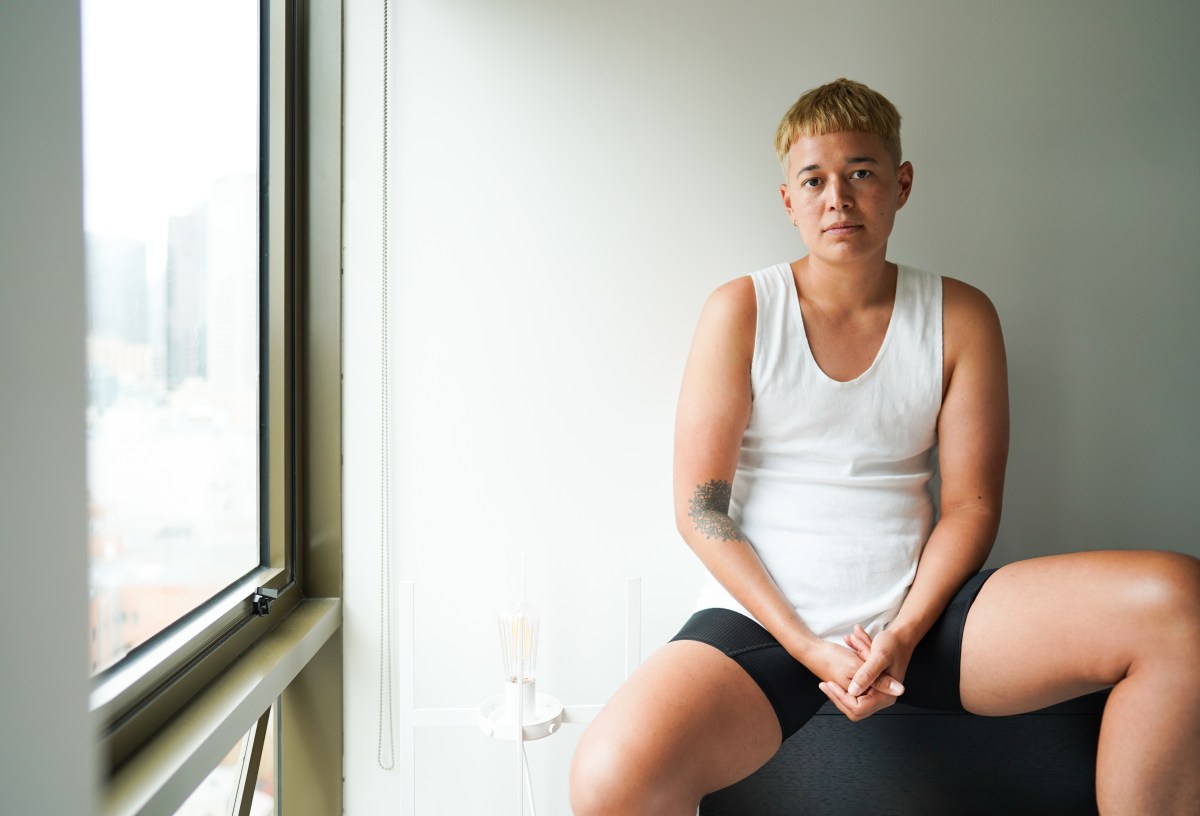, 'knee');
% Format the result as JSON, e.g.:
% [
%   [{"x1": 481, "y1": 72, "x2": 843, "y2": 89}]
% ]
[
  {"x1": 1126, "y1": 551, "x2": 1200, "y2": 636},
  {"x1": 569, "y1": 729, "x2": 676, "y2": 816},
  {"x1": 569, "y1": 732, "x2": 636, "y2": 816}
]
